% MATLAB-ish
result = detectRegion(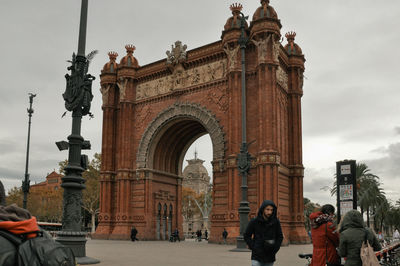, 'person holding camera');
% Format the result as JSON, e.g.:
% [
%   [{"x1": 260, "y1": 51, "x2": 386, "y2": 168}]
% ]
[{"x1": 244, "y1": 200, "x2": 283, "y2": 266}]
